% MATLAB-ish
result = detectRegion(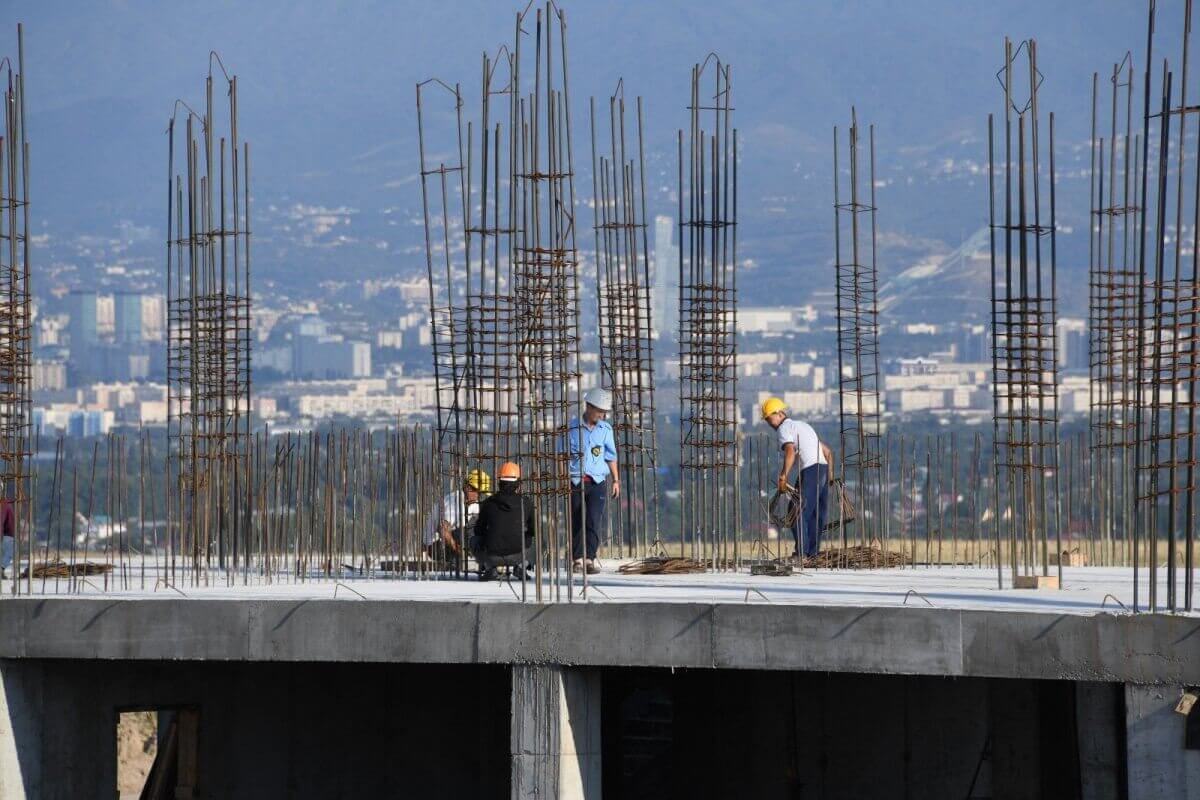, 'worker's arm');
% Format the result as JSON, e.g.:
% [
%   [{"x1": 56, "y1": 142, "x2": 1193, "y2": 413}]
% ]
[
  {"x1": 821, "y1": 442, "x2": 835, "y2": 483},
  {"x1": 523, "y1": 498, "x2": 535, "y2": 543},
  {"x1": 439, "y1": 520, "x2": 459, "y2": 553},
  {"x1": 778, "y1": 443, "x2": 797, "y2": 493},
  {"x1": 604, "y1": 425, "x2": 620, "y2": 497},
  {"x1": 472, "y1": 502, "x2": 489, "y2": 547}
]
